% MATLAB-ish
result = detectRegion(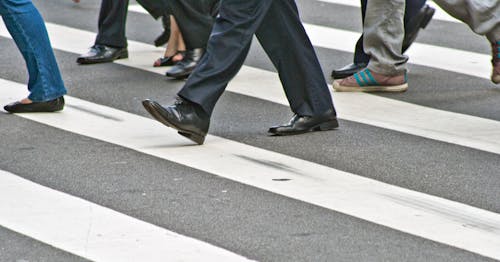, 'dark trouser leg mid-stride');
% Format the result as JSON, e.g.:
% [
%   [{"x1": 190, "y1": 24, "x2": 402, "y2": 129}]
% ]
[{"x1": 143, "y1": 0, "x2": 338, "y2": 145}]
